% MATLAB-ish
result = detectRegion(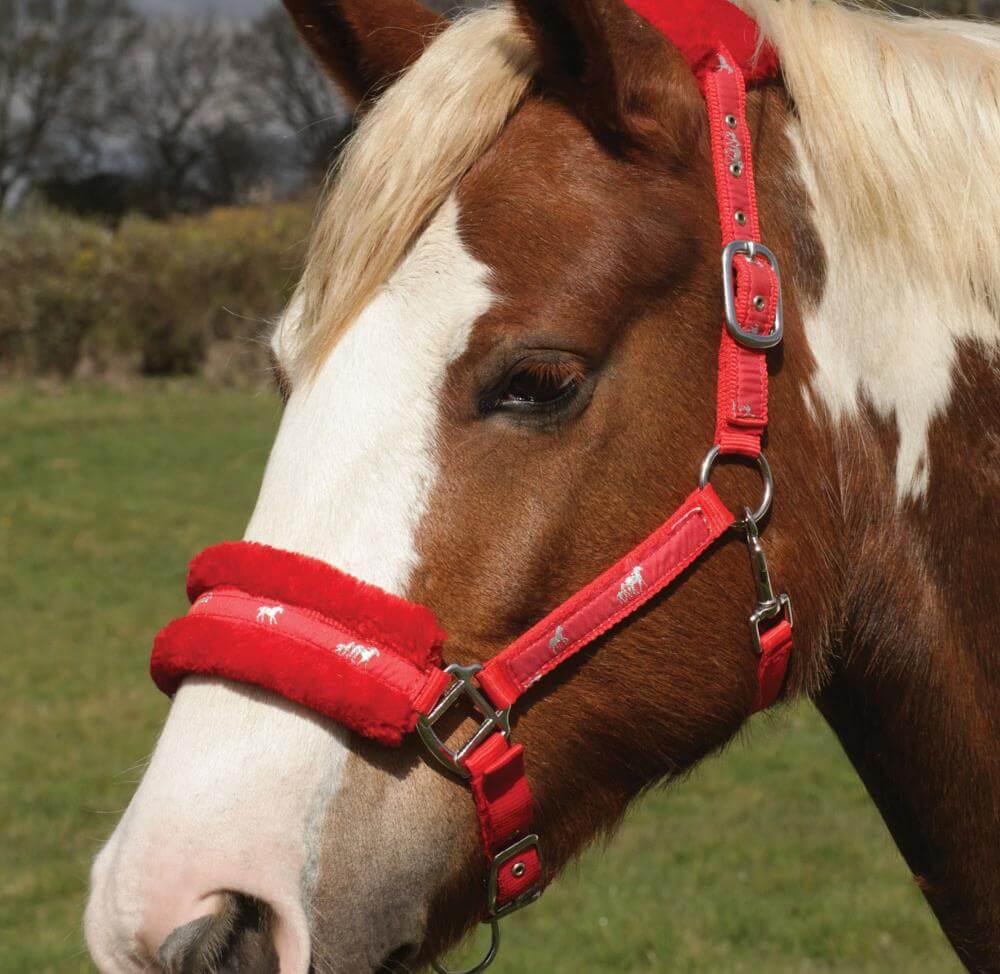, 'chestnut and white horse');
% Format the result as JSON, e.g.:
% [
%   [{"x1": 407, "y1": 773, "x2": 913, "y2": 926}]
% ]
[{"x1": 85, "y1": 0, "x2": 1000, "y2": 971}]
